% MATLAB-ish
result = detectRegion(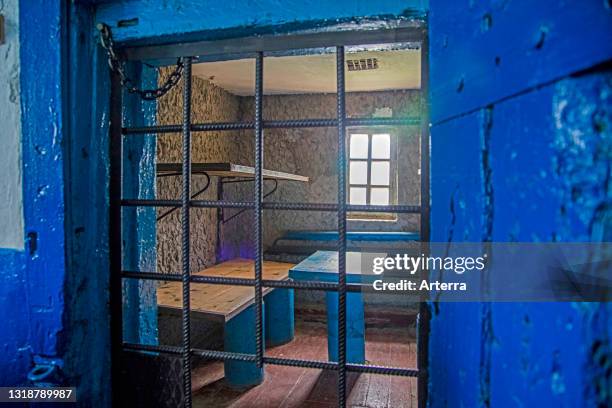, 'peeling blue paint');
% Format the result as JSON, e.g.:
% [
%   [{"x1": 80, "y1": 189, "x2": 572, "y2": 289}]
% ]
[
  {"x1": 16, "y1": 0, "x2": 67, "y2": 383},
  {"x1": 429, "y1": 4, "x2": 612, "y2": 407},
  {"x1": 430, "y1": 0, "x2": 612, "y2": 123},
  {"x1": 430, "y1": 72, "x2": 612, "y2": 408},
  {"x1": 95, "y1": 0, "x2": 428, "y2": 45},
  {"x1": 1, "y1": 0, "x2": 101, "y2": 391},
  {"x1": 550, "y1": 350, "x2": 566, "y2": 395},
  {"x1": 121, "y1": 63, "x2": 158, "y2": 345},
  {"x1": 552, "y1": 71, "x2": 612, "y2": 242},
  {"x1": 430, "y1": 1, "x2": 612, "y2": 405}
]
